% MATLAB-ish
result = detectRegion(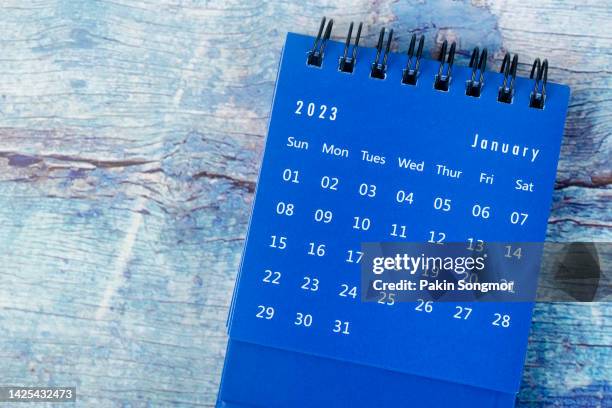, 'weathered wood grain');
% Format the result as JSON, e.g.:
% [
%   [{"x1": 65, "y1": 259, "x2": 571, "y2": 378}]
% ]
[{"x1": 0, "y1": 0, "x2": 609, "y2": 407}]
